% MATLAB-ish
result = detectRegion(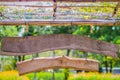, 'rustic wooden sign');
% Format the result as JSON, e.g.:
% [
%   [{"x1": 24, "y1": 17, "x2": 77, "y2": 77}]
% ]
[
  {"x1": 1, "y1": 34, "x2": 119, "y2": 57},
  {"x1": 17, "y1": 56, "x2": 99, "y2": 75}
]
